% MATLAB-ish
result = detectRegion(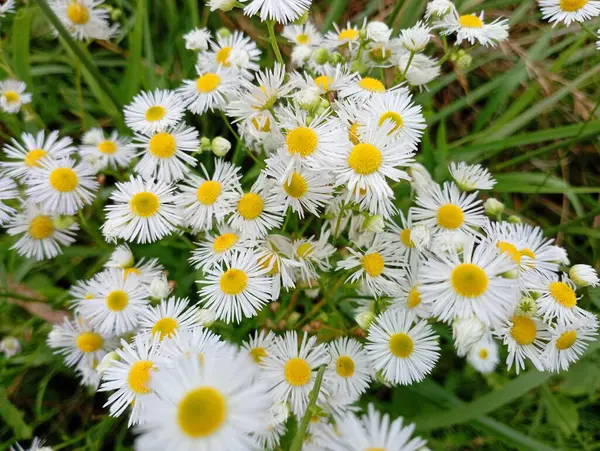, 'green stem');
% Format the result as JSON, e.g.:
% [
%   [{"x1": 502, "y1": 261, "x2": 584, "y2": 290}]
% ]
[
  {"x1": 579, "y1": 22, "x2": 597, "y2": 40},
  {"x1": 267, "y1": 20, "x2": 284, "y2": 65},
  {"x1": 289, "y1": 365, "x2": 327, "y2": 451},
  {"x1": 219, "y1": 112, "x2": 263, "y2": 166},
  {"x1": 334, "y1": 202, "x2": 347, "y2": 238},
  {"x1": 200, "y1": 4, "x2": 210, "y2": 28},
  {"x1": 402, "y1": 51, "x2": 416, "y2": 78},
  {"x1": 34, "y1": 0, "x2": 122, "y2": 112}
]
